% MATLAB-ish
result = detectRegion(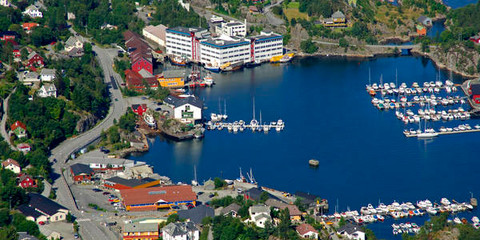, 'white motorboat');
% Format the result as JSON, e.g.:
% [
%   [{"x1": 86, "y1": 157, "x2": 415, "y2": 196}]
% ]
[{"x1": 441, "y1": 198, "x2": 451, "y2": 206}]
